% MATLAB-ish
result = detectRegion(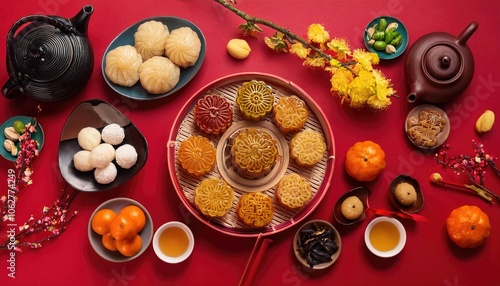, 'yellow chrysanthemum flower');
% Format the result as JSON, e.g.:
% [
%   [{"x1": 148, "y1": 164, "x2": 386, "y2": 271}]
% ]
[
  {"x1": 347, "y1": 70, "x2": 375, "y2": 108},
  {"x1": 352, "y1": 49, "x2": 380, "y2": 71},
  {"x1": 327, "y1": 38, "x2": 351, "y2": 60},
  {"x1": 290, "y1": 43, "x2": 310, "y2": 59},
  {"x1": 304, "y1": 56, "x2": 326, "y2": 68},
  {"x1": 307, "y1": 24, "x2": 330, "y2": 44},
  {"x1": 330, "y1": 67, "x2": 353, "y2": 98}
]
